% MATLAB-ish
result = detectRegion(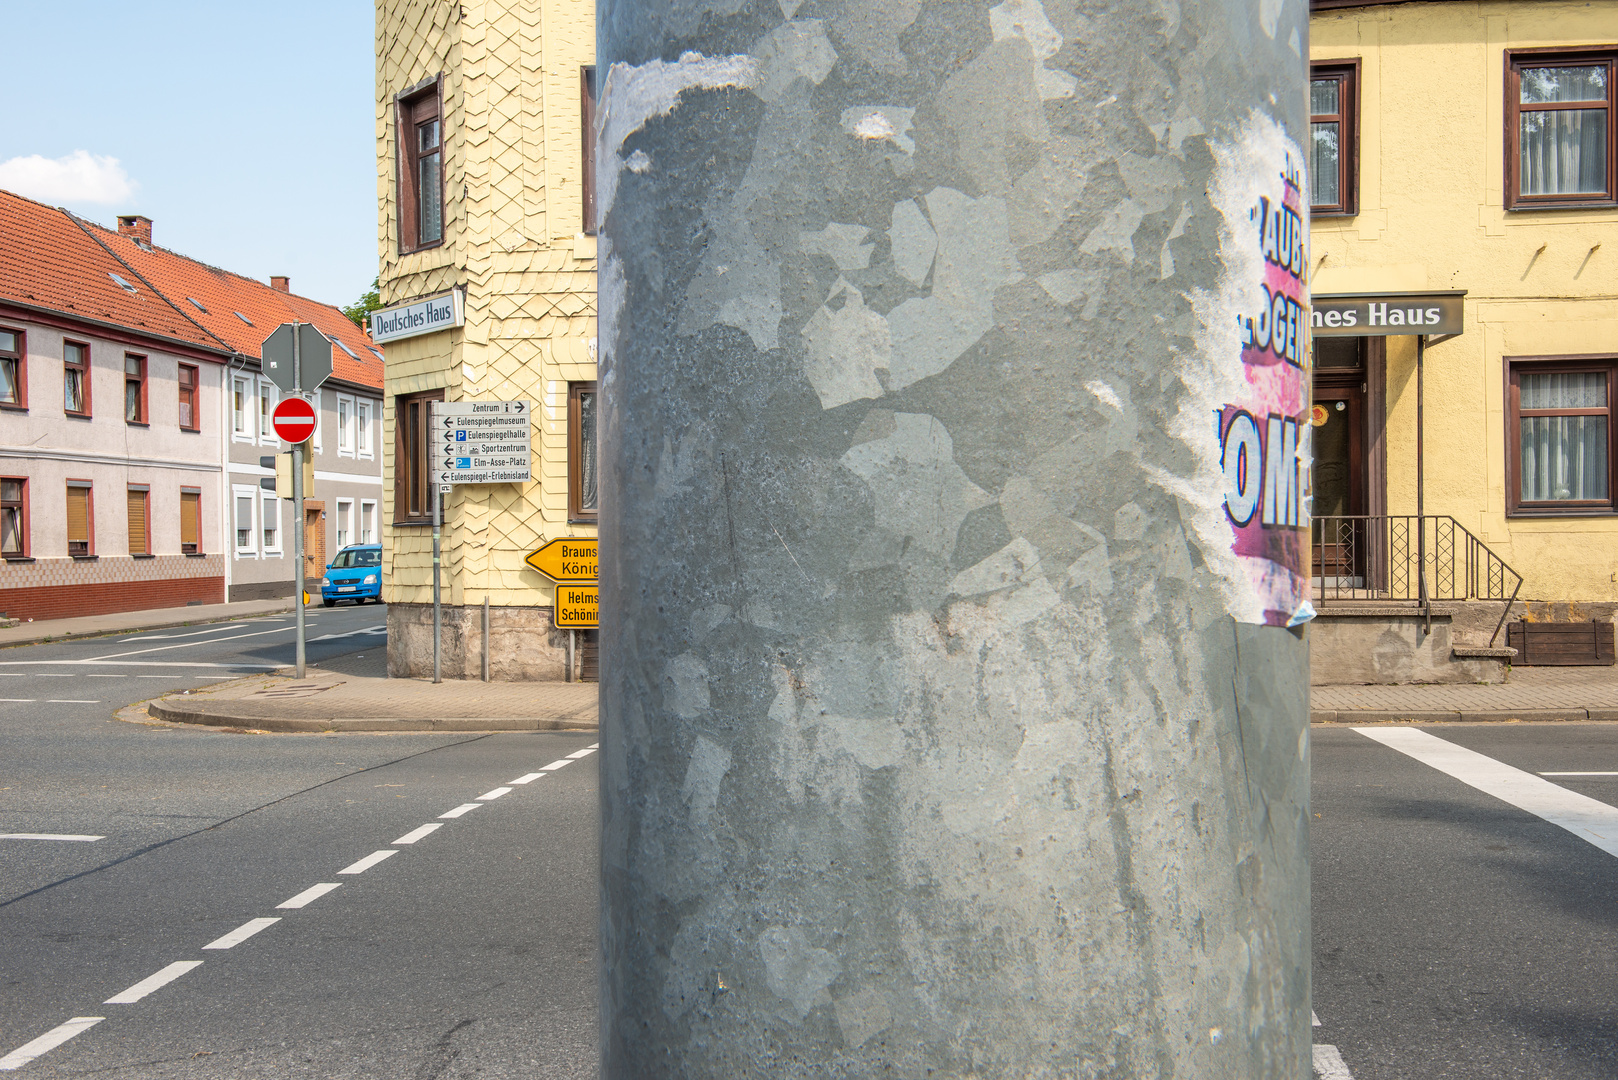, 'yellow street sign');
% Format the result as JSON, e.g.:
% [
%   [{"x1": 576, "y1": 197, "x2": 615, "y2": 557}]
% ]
[
  {"x1": 527, "y1": 537, "x2": 597, "y2": 583},
  {"x1": 554, "y1": 584, "x2": 598, "y2": 629}
]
